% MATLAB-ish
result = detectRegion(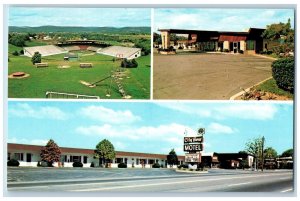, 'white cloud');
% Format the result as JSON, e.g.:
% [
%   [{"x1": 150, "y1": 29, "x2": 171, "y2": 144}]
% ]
[
  {"x1": 215, "y1": 104, "x2": 278, "y2": 120},
  {"x1": 156, "y1": 102, "x2": 278, "y2": 121},
  {"x1": 9, "y1": 103, "x2": 68, "y2": 120},
  {"x1": 207, "y1": 122, "x2": 236, "y2": 134},
  {"x1": 76, "y1": 123, "x2": 188, "y2": 141},
  {"x1": 78, "y1": 106, "x2": 141, "y2": 124},
  {"x1": 8, "y1": 137, "x2": 48, "y2": 146}
]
